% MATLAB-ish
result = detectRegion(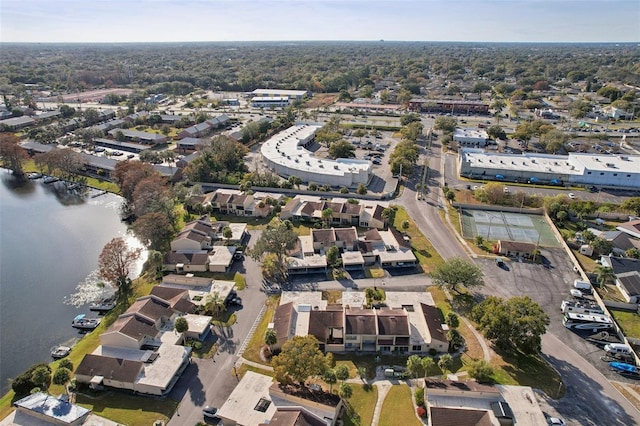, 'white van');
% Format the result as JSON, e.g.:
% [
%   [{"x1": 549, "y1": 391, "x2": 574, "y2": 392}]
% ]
[
  {"x1": 604, "y1": 343, "x2": 631, "y2": 356},
  {"x1": 573, "y1": 280, "x2": 592, "y2": 292}
]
